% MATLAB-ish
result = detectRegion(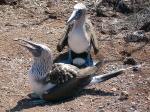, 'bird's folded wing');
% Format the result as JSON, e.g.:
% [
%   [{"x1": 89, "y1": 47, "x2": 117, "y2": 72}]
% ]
[
  {"x1": 57, "y1": 24, "x2": 73, "y2": 52},
  {"x1": 41, "y1": 63, "x2": 99, "y2": 101},
  {"x1": 45, "y1": 63, "x2": 79, "y2": 85},
  {"x1": 42, "y1": 75, "x2": 91, "y2": 101},
  {"x1": 85, "y1": 20, "x2": 99, "y2": 54}
]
